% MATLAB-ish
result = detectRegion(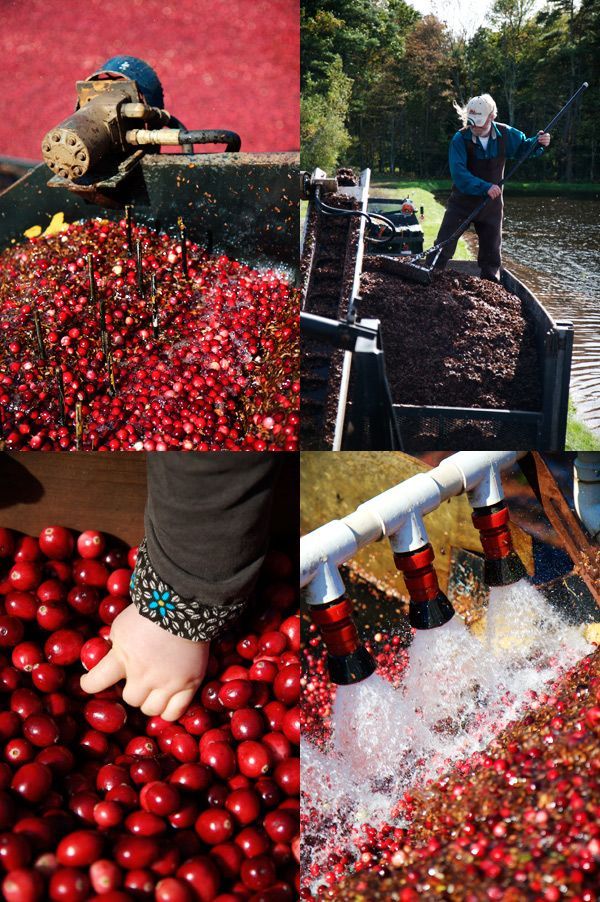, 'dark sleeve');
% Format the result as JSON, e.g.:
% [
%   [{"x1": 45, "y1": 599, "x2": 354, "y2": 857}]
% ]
[{"x1": 130, "y1": 452, "x2": 280, "y2": 641}]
